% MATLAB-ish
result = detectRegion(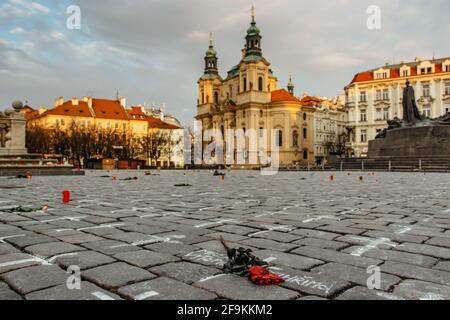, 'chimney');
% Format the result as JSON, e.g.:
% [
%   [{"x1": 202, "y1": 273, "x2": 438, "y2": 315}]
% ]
[
  {"x1": 83, "y1": 96, "x2": 93, "y2": 108},
  {"x1": 119, "y1": 97, "x2": 126, "y2": 108},
  {"x1": 54, "y1": 96, "x2": 64, "y2": 107},
  {"x1": 72, "y1": 97, "x2": 79, "y2": 106}
]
